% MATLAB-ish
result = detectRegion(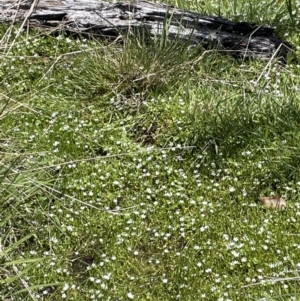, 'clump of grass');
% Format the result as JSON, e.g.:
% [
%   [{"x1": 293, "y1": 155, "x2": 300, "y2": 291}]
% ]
[
  {"x1": 0, "y1": 154, "x2": 58, "y2": 299},
  {"x1": 69, "y1": 36, "x2": 198, "y2": 104}
]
